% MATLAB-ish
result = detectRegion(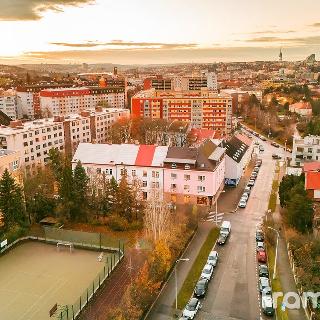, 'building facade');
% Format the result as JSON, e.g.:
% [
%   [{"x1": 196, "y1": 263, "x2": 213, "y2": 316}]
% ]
[
  {"x1": 72, "y1": 140, "x2": 225, "y2": 205},
  {"x1": 131, "y1": 89, "x2": 233, "y2": 136},
  {"x1": 39, "y1": 87, "x2": 125, "y2": 117},
  {"x1": 0, "y1": 108, "x2": 129, "y2": 171},
  {"x1": 0, "y1": 149, "x2": 22, "y2": 184},
  {"x1": 292, "y1": 135, "x2": 320, "y2": 166},
  {"x1": 0, "y1": 89, "x2": 19, "y2": 120}
]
